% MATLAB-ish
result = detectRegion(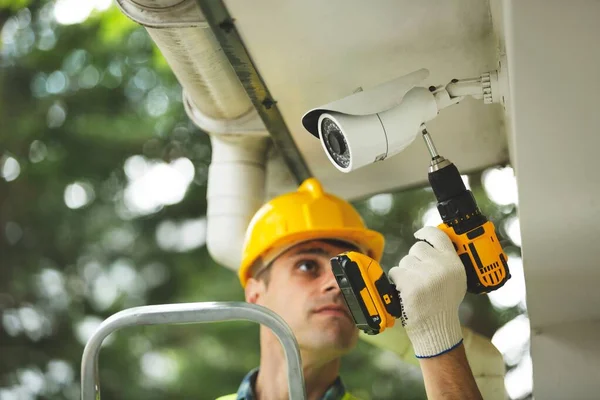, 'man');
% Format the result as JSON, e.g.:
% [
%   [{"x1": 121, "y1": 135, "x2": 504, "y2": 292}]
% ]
[{"x1": 218, "y1": 178, "x2": 482, "y2": 400}]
